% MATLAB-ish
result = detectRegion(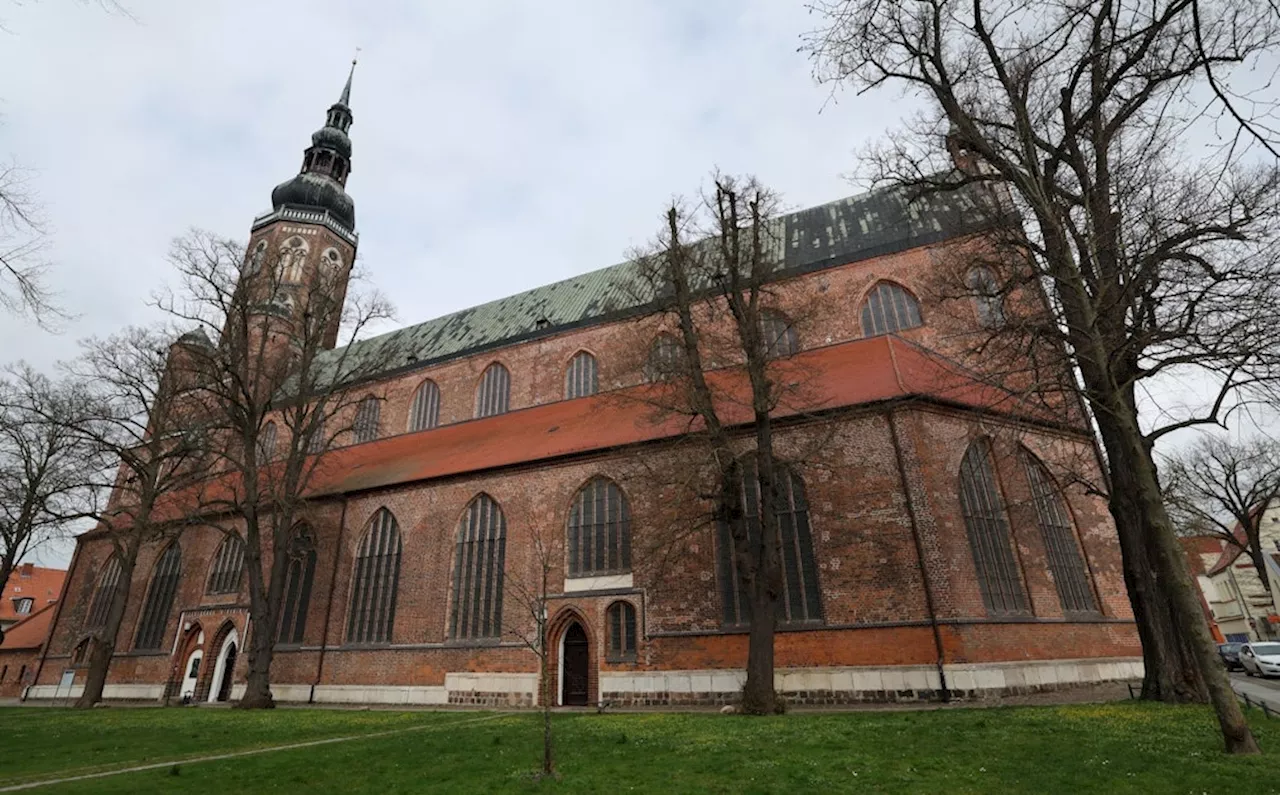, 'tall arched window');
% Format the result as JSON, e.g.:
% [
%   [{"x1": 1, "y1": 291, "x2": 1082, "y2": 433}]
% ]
[
  {"x1": 860, "y1": 281, "x2": 923, "y2": 337},
  {"x1": 353, "y1": 396, "x2": 380, "y2": 444},
  {"x1": 206, "y1": 534, "x2": 245, "y2": 595},
  {"x1": 645, "y1": 334, "x2": 683, "y2": 381},
  {"x1": 451, "y1": 494, "x2": 507, "y2": 640},
  {"x1": 306, "y1": 417, "x2": 326, "y2": 454},
  {"x1": 958, "y1": 440, "x2": 1029, "y2": 615},
  {"x1": 135, "y1": 543, "x2": 182, "y2": 650},
  {"x1": 408, "y1": 379, "x2": 441, "y2": 432},
  {"x1": 278, "y1": 526, "x2": 318, "y2": 644},
  {"x1": 346, "y1": 509, "x2": 402, "y2": 644},
  {"x1": 966, "y1": 267, "x2": 1005, "y2": 328},
  {"x1": 564, "y1": 351, "x2": 599, "y2": 399},
  {"x1": 759, "y1": 311, "x2": 799, "y2": 358},
  {"x1": 278, "y1": 236, "x2": 309, "y2": 283},
  {"x1": 475, "y1": 363, "x2": 510, "y2": 418},
  {"x1": 567, "y1": 478, "x2": 631, "y2": 577},
  {"x1": 257, "y1": 421, "x2": 278, "y2": 461},
  {"x1": 85, "y1": 556, "x2": 123, "y2": 631},
  {"x1": 718, "y1": 459, "x2": 823, "y2": 626},
  {"x1": 606, "y1": 601, "x2": 637, "y2": 661},
  {"x1": 1022, "y1": 451, "x2": 1097, "y2": 613}
]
